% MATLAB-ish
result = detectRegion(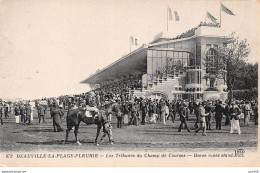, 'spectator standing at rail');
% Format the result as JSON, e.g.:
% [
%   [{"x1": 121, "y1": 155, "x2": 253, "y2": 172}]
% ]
[
  {"x1": 195, "y1": 101, "x2": 209, "y2": 136},
  {"x1": 178, "y1": 101, "x2": 191, "y2": 132}
]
